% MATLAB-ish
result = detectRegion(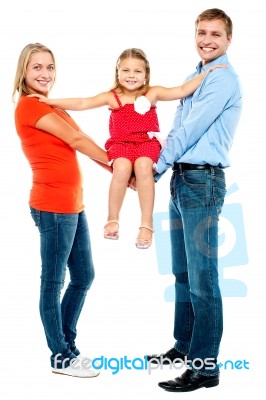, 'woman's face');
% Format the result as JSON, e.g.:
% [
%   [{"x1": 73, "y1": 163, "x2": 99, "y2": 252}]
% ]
[{"x1": 25, "y1": 51, "x2": 55, "y2": 95}]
